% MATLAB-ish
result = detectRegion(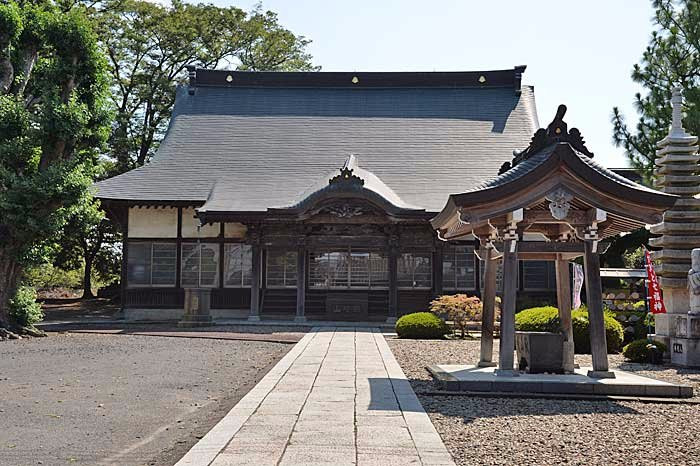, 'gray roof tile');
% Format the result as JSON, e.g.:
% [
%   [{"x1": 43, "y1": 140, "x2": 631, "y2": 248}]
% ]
[{"x1": 96, "y1": 76, "x2": 539, "y2": 212}]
